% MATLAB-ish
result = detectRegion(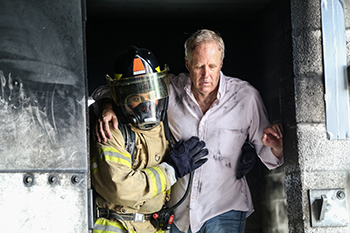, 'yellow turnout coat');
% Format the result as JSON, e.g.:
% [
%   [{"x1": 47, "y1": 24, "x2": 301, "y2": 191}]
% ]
[{"x1": 91, "y1": 122, "x2": 172, "y2": 233}]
